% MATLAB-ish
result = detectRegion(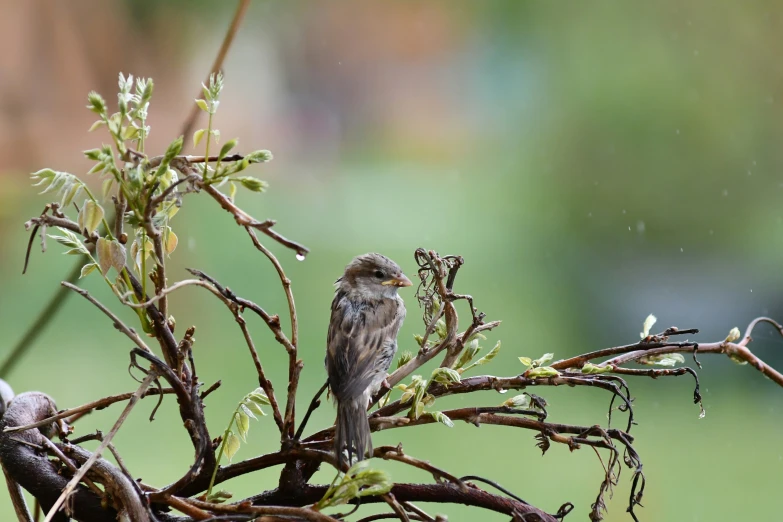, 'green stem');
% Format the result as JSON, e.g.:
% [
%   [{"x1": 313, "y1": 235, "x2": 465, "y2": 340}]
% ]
[
  {"x1": 203, "y1": 112, "x2": 214, "y2": 180},
  {"x1": 141, "y1": 230, "x2": 147, "y2": 298},
  {"x1": 205, "y1": 412, "x2": 236, "y2": 498}
]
